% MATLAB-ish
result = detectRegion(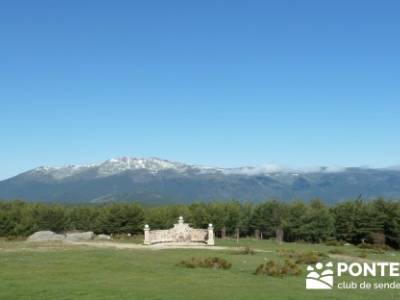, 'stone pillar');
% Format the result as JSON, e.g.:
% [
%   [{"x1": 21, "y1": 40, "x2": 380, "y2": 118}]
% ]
[
  {"x1": 144, "y1": 224, "x2": 150, "y2": 245},
  {"x1": 207, "y1": 223, "x2": 215, "y2": 246}
]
